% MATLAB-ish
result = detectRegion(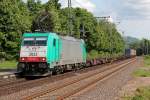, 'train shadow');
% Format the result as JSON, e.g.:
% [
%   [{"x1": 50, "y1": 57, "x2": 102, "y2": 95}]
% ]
[
  {"x1": 15, "y1": 74, "x2": 46, "y2": 80},
  {"x1": 24, "y1": 76, "x2": 45, "y2": 80}
]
